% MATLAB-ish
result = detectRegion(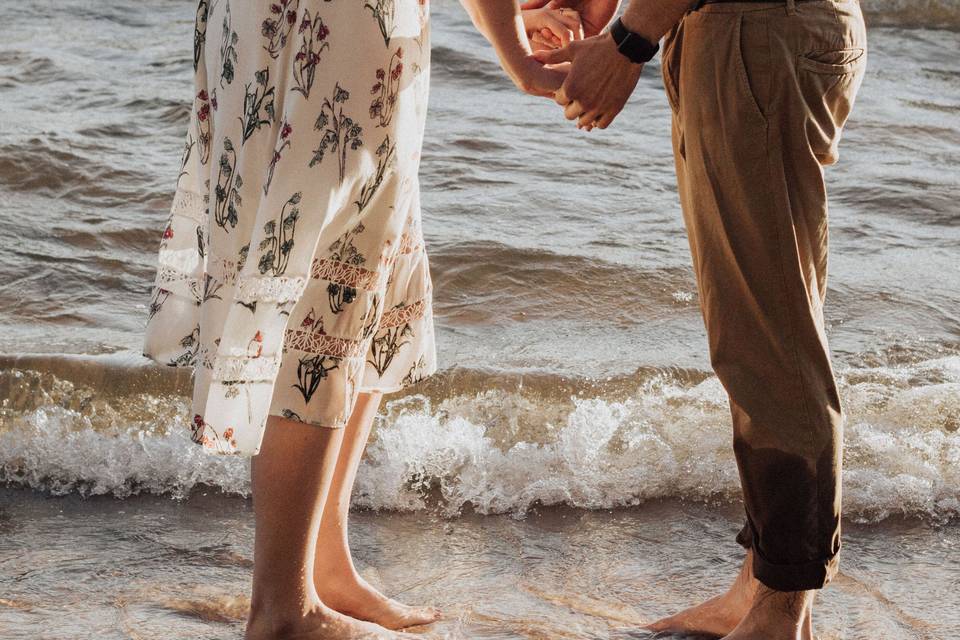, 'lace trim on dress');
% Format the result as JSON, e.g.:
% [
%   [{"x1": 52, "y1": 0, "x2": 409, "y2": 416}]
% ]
[
  {"x1": 151, "y1": 191, "x2": 206, "y2": 299},
  {"x1": 208, "y1": 352, "x2": 283, "y2": 382},
  {"x1": 379, "y1": 297, "x2": 430, "y2": 329},
  {"x1": 170, "y1": 189, "x2": 208, "y2": 225},
  {"x1": 284, "y1": 329, "x2": 367, "y2": 359},
  {"x1": 154, "y1": 256, "x2": 241, "y2": 305},
  {"x1": 311, "y1": 258, "x2": 384, "y2": 290},
  {"x1": 235, "y1": 276, "x2": 306, "y2": 304},
  {"x1": 155, "y1": 265, "x2": 197, "y2": 287},
  {"x1": 154, "y1": 266, "x2": 201, "y2": 302}
]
